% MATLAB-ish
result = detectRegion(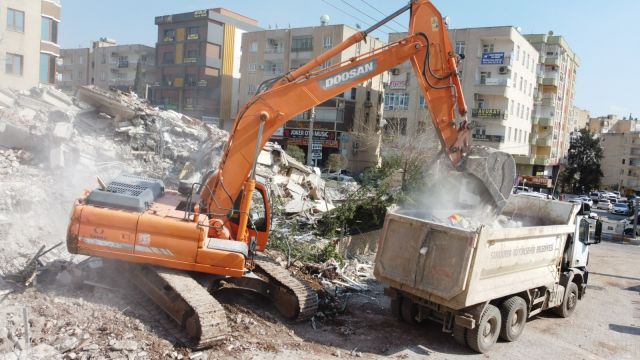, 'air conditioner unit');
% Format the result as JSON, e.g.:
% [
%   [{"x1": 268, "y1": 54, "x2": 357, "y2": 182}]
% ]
[
  {"x1": 498, "y1": 66, "x2": 510, "y2": 74},
  {"x1": 390, "y1": 68, "x2": 401, "y2": 75}
]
